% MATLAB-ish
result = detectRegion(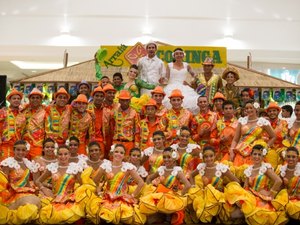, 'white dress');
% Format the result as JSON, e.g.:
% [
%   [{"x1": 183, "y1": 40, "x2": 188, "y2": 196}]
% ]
[{"x1": 163, "y1": 62, "x2": 199, "y2": 114}]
